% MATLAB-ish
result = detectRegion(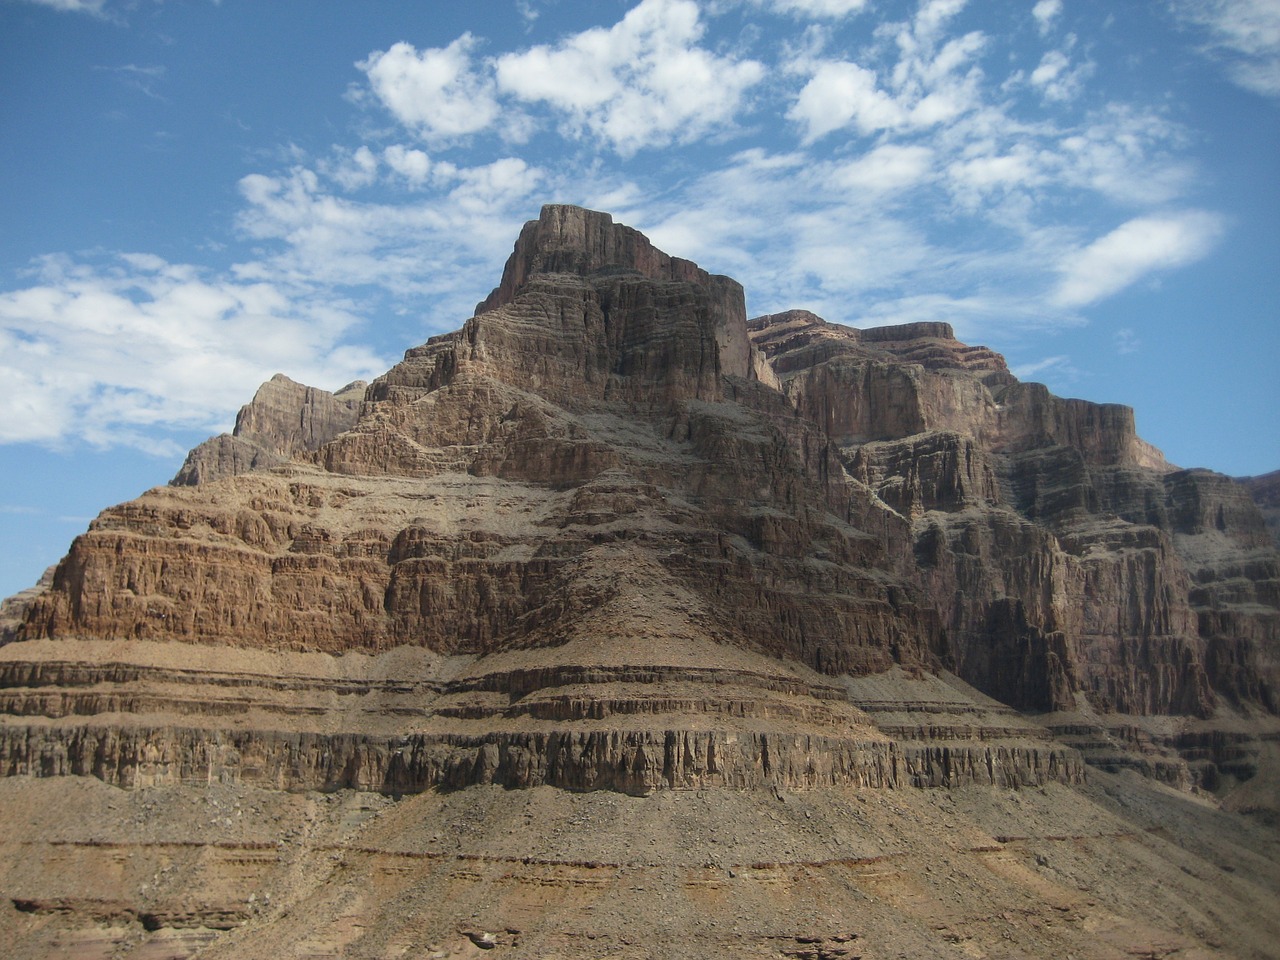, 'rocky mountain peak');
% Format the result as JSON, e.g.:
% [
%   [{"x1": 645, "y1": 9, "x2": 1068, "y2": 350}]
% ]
[
  {"x1": 171, "y1": 373, "x2": 365, "y2": 486},
  {"x1": 358, "y1": 204, "x2": 752, "y2": 419},
  {"x1": 475, "y1": 204, "x2": 714, "y2": 315}
]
